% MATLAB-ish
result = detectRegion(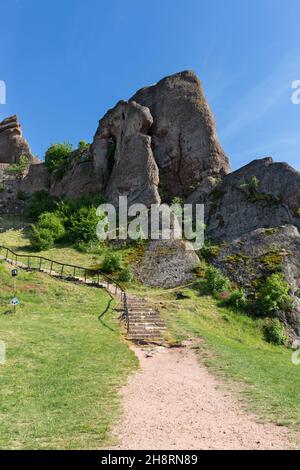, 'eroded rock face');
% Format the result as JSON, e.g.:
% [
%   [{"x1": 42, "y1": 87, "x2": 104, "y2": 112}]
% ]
[
  {"x1": 210, "y1": 225, "x2": 300, "y2": 336},
  {"x1": 205, "y1": 158, "x2": 300, "y2": 242},
  {"x1": 92, "y1": 100, "x2": 160, "y2": 207},
  {"x1": 131, "y1": 71, "x2": 230, "y2": 201},
  {"x1": 0, "y1": 115, "x2": 33, "y2": 164},
  {"x1": 135, "y1": 239, "x2": 200, "y2": 288},
  {"x1": 49, "y1": 147, "x2": 98, "y2": 200}
]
